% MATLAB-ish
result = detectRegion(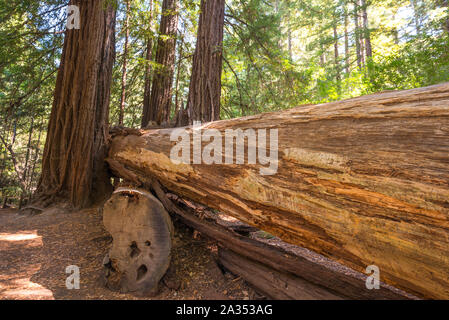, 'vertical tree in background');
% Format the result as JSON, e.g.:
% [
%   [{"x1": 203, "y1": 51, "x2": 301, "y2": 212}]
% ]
[
  {"x1": 185, "y1": 0, "x2": 226, "y2": 124},
  {"x1": 333, "y1": 16, "x2": 341, "y2": 89},
  {"x1": 361, "y1": 0, "x2": 372, "y2": 59},
  {"x1": 344, "y1": 2, "x2": 350, "y2": 75},
  {"x1": 145, "y1": 0, "x2": 179, "y2": 126},
  {"x1": 141, "y1": 0, "x2": 154, "y2": 128},
  {"x1": 353, "y1": 0, "x2": 362, "y2": 69},
  {"x1": 119, "y1": 0, "x2": 130, "y2": 125},
  {"x1": 36, "y1": 0, "x2": 116, "y2": 208},
  {"x1": 442, "y1": 0, "x2": 449, "y2": 33}
]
